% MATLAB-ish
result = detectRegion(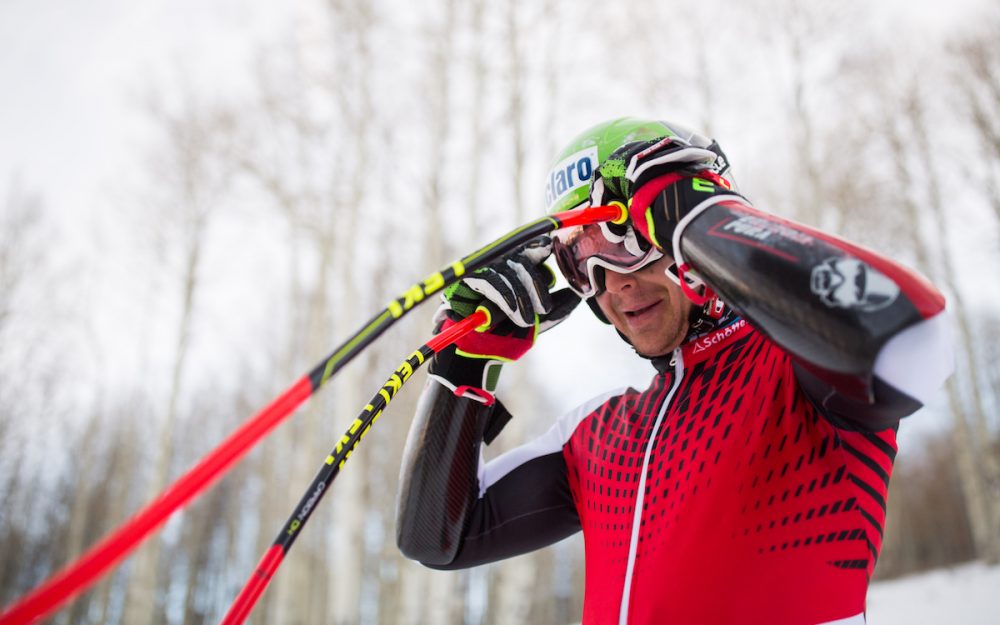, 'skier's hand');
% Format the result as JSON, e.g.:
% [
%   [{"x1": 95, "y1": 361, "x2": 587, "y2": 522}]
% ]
[
  {"x1": 440, "y1": 236, "x2": 580, "y2": 362},
  {"x1": 428, "y1": 238, "x2": 580, "y2": 401},
  {"x1": 590, "y1": 136, "x2": 738, "y2": 251}
]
